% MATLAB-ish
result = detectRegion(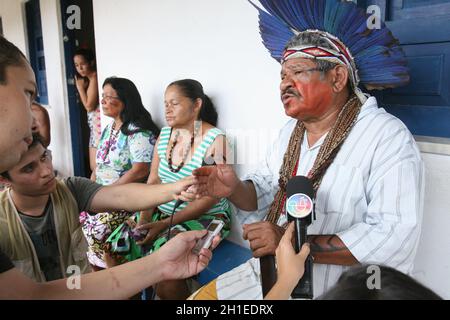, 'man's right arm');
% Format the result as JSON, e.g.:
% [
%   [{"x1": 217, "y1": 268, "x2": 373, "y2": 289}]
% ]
[
  {"x1": 0, "y1": 230, "x2": 216, "y2": 300},
  {"x1": 228, "y1": 180, "x2": 258, "y2": 212},
  {"x1": 193, "y1": 165, "x2": 260, "y2": 212}
]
